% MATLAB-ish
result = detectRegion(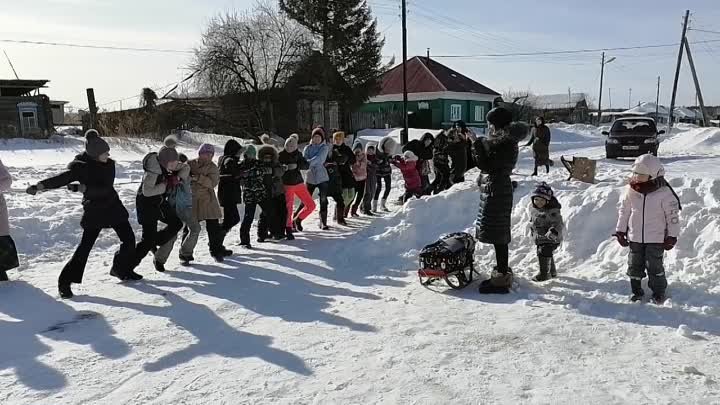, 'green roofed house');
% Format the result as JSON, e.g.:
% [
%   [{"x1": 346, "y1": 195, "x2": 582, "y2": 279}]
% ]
[{"x1": 353, "y1": 56, "x2": 501, "y2": 131}]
